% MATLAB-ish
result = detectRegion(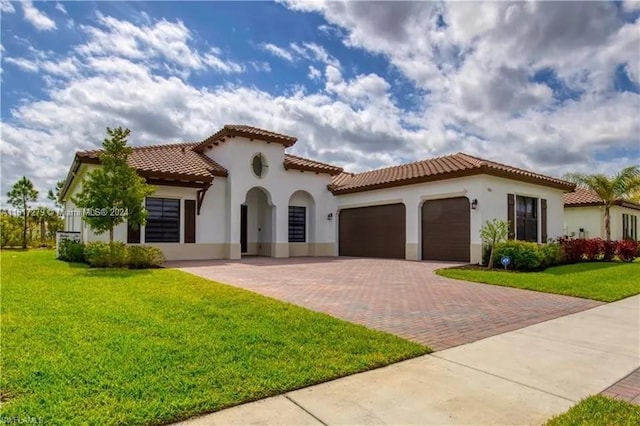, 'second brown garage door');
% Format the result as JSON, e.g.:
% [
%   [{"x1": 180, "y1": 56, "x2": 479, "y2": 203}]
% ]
[
  {"x1": 422, "y1": 197, "x2": 470, "y2": 262},
  {"x1": 339, "y1": 204, "x2": 405, "y2": 259}
]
